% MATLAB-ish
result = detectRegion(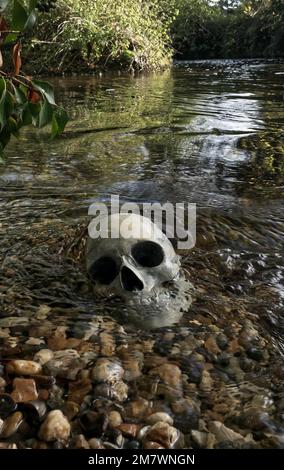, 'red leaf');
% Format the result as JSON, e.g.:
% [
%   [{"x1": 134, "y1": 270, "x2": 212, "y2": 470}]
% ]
[
  {"x1": 13, "y1": 42, "x2": 22, "y2": 75},
  {"x1": 28, "y1": 88, "x2": 41, "y2": 103},
  {"x1": 0, "y1": 49, "x2": 3, "y2": 68}
]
